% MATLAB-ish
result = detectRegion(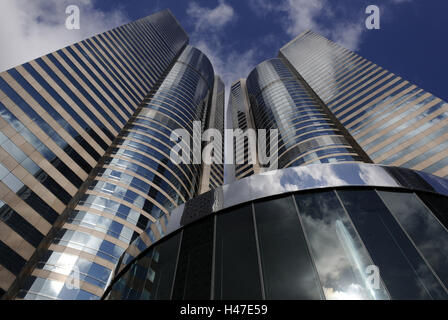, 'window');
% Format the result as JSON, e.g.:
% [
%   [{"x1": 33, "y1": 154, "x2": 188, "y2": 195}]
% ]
[
  {"x1": 172, "y1": 217, "x2": 214, "y2": 299},
  {"x1": 253, "y1": 196, "x2": 322, "y2": 299},
  {"x1": 295, "y1": 191, "x2": 389, "y2": 300},
  {"x1": 378, "y1": 191, "x2": 448, "y2": 289},
  {"x1": 214, "y1": 204, "x2": 262, "y2": 299},
  {"x1": 337, "y1": 189, "x2": 447, "y2": 299}
]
